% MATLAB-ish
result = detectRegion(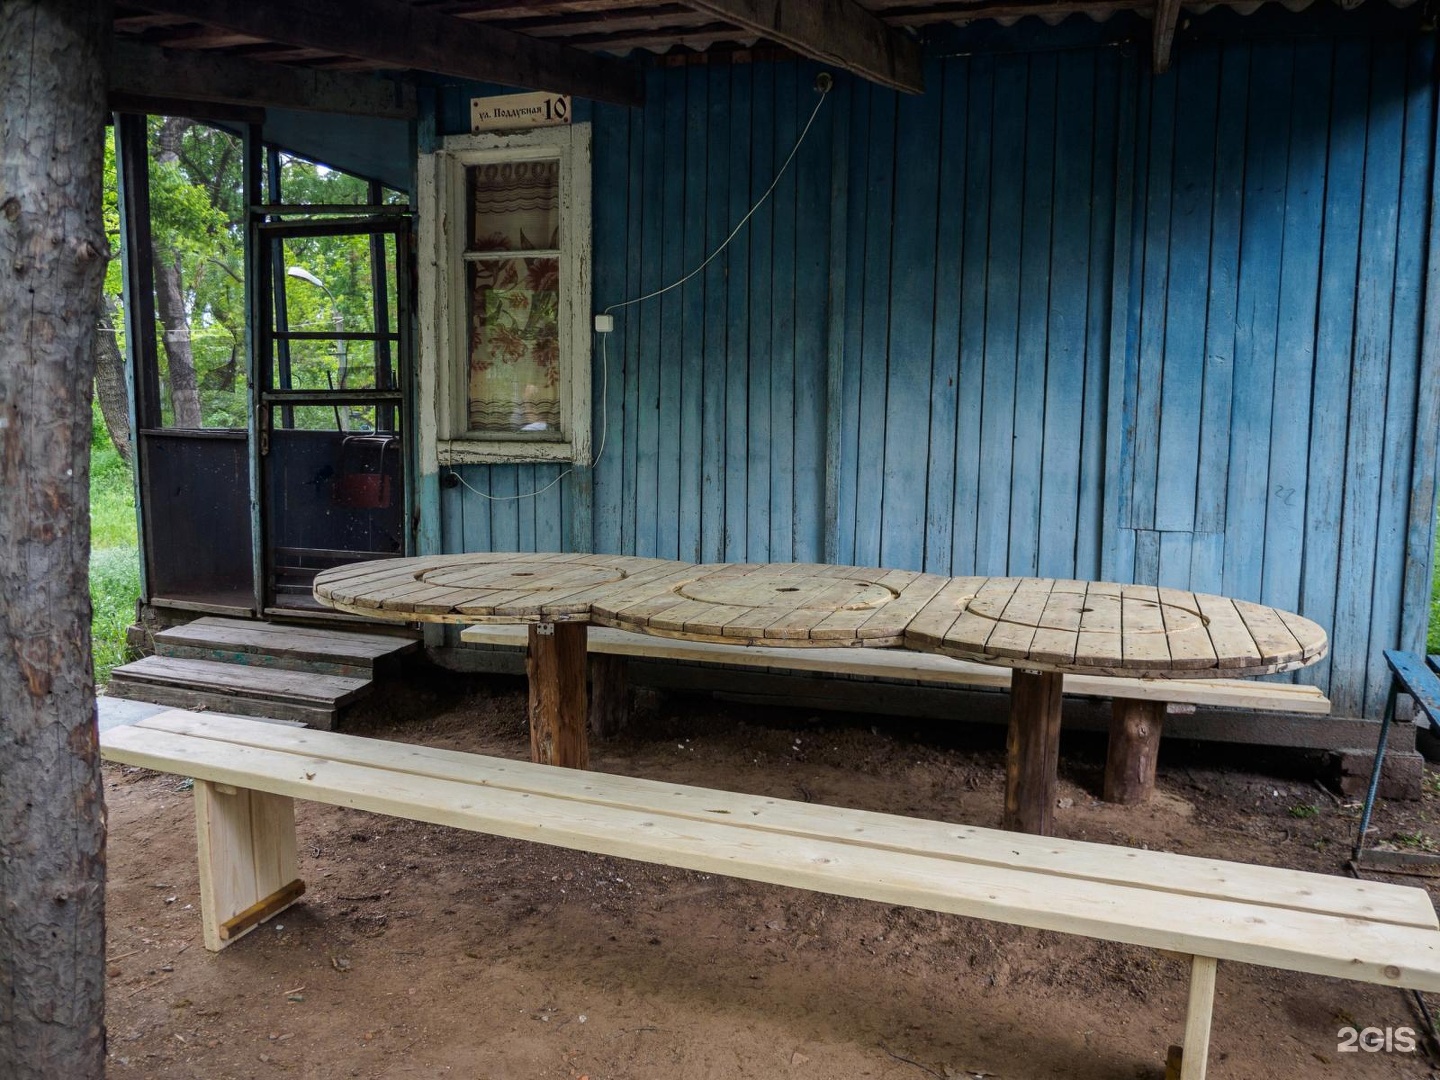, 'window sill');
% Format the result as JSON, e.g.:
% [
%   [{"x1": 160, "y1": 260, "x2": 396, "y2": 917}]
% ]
[{"x1": 437, "y1": 438, "x2": 579, "y2": 466}]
